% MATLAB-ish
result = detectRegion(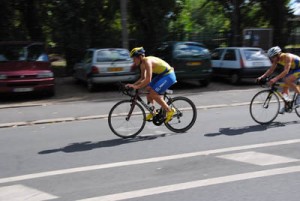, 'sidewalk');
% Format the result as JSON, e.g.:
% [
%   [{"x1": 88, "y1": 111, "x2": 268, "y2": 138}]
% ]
[{"x1": 0, "y1": 79, "x2": 258, "y2": 128}]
